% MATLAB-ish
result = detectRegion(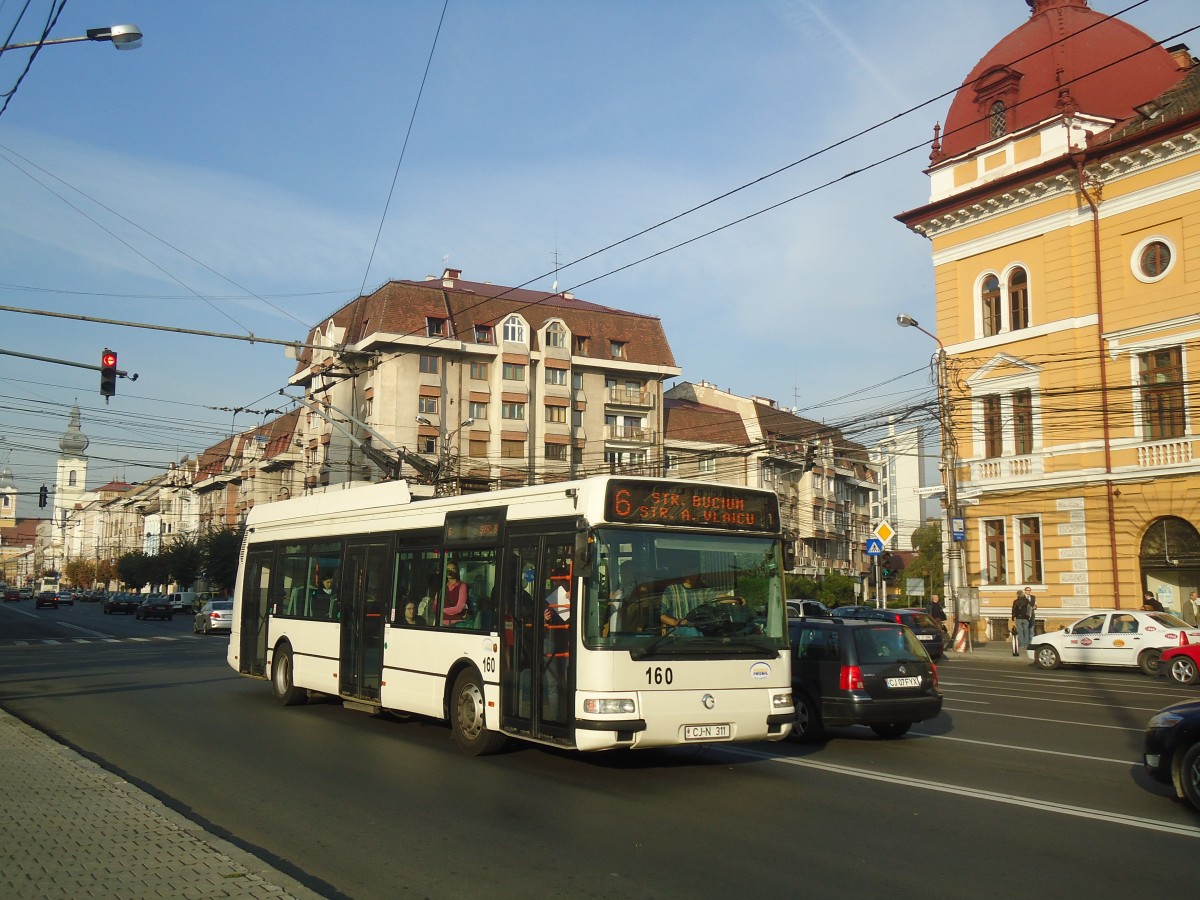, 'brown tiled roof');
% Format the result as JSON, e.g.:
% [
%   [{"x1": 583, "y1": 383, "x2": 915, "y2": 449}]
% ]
[
  {"x1": 195, "y1": 436, "x2": 235, "y2": 480},
  {"x1": 664, "y1": 398, "x2": 749, "y2": 445},
  {"x1": 296, "y1": 274, "x2": 676, "y2": 373},
  {"x1": 0, "y1": 519, "x2": 41, "y2": 545},
  {"x1": 1098, "y1": 63, "x2": 1200, "y2": 144}
]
